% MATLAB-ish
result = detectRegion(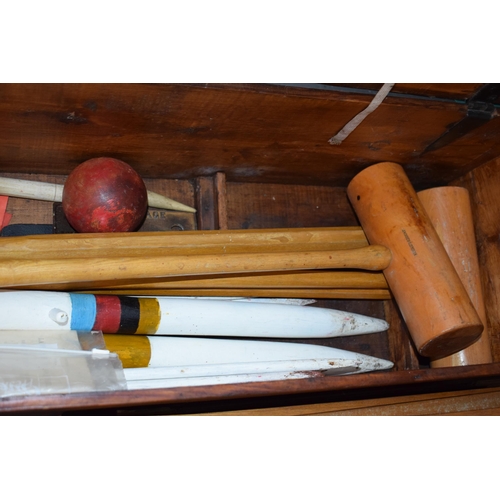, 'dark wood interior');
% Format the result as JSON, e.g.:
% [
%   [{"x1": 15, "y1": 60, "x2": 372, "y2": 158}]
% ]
[
  {"x1": 1, "y1": 83, "x2": 500, "y2": 415},
  {"x1": 2, "y1": 83, "x2": 500, "y2": 188}
]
